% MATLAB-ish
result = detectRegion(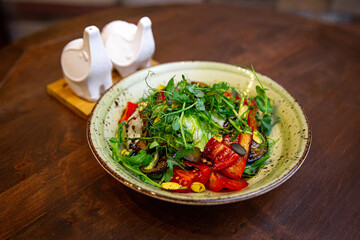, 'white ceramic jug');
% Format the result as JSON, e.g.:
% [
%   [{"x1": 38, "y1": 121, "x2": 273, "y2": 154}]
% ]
[
  {"x1": 61, "y1": 26, "x2": 113, "y2": 102},
  {"x1": 101, "y1": 17, "x2": 155, "y2": 77}
]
